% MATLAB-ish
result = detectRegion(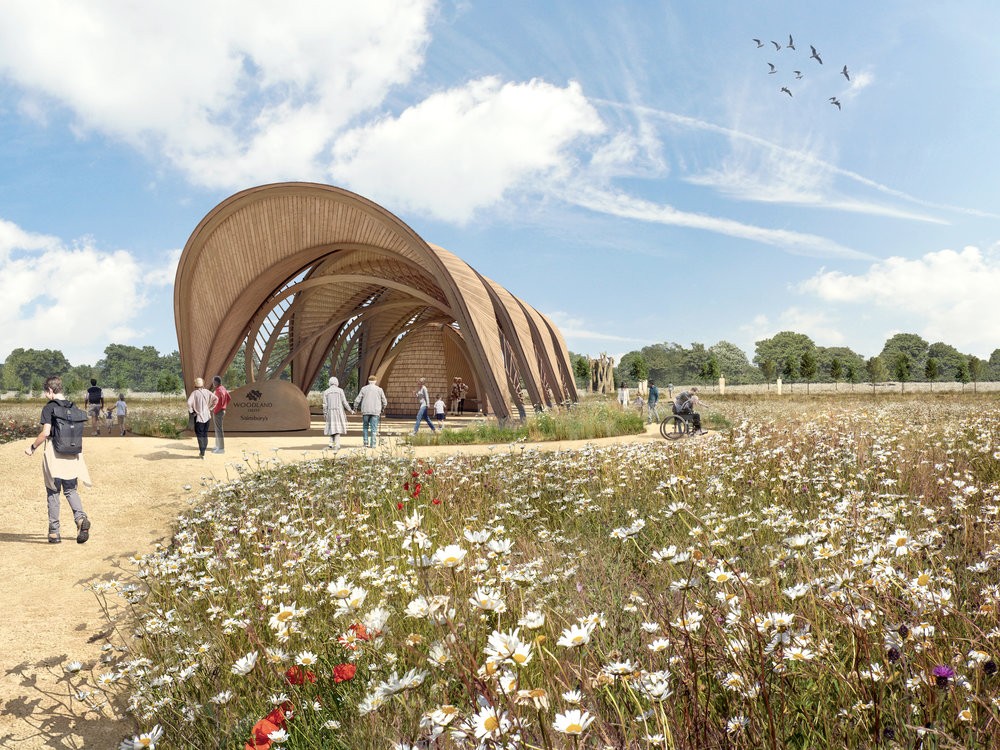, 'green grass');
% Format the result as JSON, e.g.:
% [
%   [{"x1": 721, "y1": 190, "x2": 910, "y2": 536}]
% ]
[{"x1": 407, "y1": 398, "x2": 646, "y2": 445}]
